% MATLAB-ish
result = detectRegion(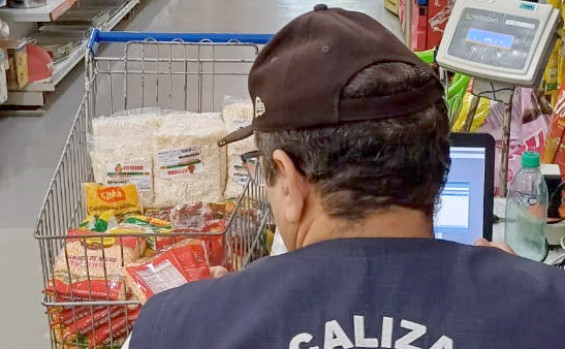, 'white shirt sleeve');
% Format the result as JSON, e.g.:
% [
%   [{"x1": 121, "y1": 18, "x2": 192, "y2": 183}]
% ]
[
  {"x1": 121, "y1": 334, "x2": 132, "y2": 349},
  {"x1": 270, "y1": 227, "x2": 288, "y2": 256}
]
